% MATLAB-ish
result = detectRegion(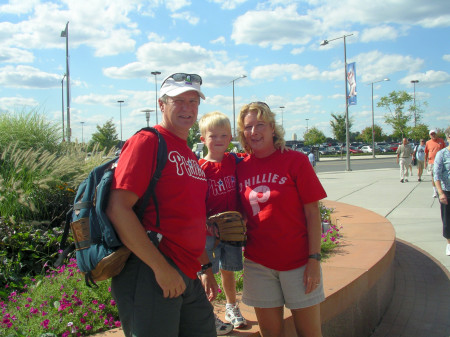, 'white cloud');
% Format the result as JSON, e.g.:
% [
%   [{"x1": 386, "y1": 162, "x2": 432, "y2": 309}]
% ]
[
  {"x1": 0, "y1": 96, "x2": 39, "y2": 112},
  {"x1": 0, "y1": 47, "x2": 34, "y2": 63},
  {"x1": 171, "y1": 11, "x2": 200, "y2": 25},
  {"x1": 210, "y1": 0, "x2": 248, "y2": 10},
  {"x1": 232, "y1": 5, "x2": 320, "y2": 49},
  {"x1": 211, "y1": 36, "x2": 226, "y2": 44},
  {"x1": 360, "y1": 25, "x2": 404, "y2": 42},
  {"x1": 443, "y1": 54, "x2": 450, "y2": 62},
  {"x1": 0, "y1": 65, "x2": 61, "y2": 89},
  {"x1": 165, "y1": 0, "x2": 191, "y2": 12},
  {"x1": 399, "y1": 70, "x2": 450, "y2": 88},
  {"x1": 0, "y1": 0, "x2": 39, "y2": 15}
]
